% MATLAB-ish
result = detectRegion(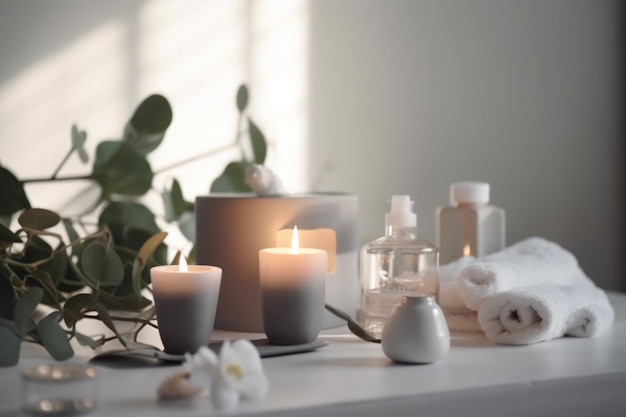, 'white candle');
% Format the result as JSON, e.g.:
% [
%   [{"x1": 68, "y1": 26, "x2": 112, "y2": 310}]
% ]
[
  {"x1": 259, "y1": 226, "x2": 327, "y2": 344},
  {"x1": 150, "y1": 257, "x2": 222, "y2": 354}
]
